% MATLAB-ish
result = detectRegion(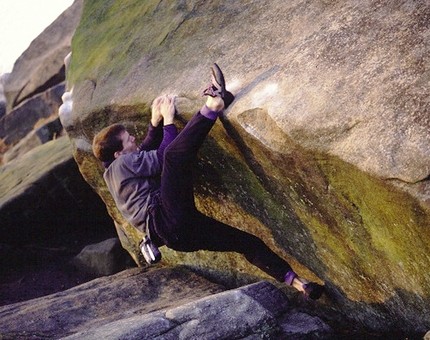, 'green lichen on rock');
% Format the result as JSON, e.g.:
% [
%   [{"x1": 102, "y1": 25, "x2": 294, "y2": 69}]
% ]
[
  {"x1": 66, "y1": 0, "x2": 430, "y2": 332},
  {"x1": 69, "y1": 0, "x2": 190, "y2": 112},
  {"x1": 226, "y1": 107, "x2": 430, "y2": 302},
  {"x1": 316, "y1": 155, "x2": 430, "y2": 299},
  {"x1": 204, "y1": 113, "x2": 430, "y2": 327},
  {"x1": 0, "y1": 136, "x2": 73, "y2": 206},
  {"x1": 70, "y1": 0, "x2": 159, "y2": 84}
]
